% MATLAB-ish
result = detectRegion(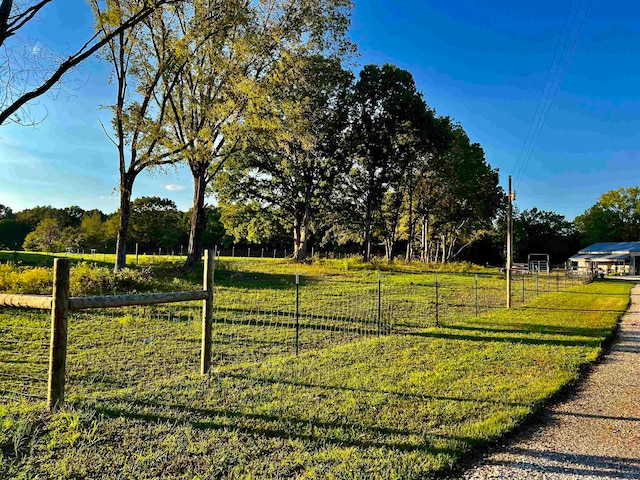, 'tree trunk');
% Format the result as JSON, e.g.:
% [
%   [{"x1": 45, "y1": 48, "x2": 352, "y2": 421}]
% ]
[
  {"x1": 185, "y1": 167, "x2": 208, "y2": 267},
  {"x1": 405, "y1": 190, "x2": 414, "y2": 263},
  {"x1": 421, "y1": 216, "x2": 429, "y2": 263},
  {"x1": 114, "y1": 175, "x2": 134, "y2": 272},
  {"x1": 385, "y1": 237, "x2": 394, "y2": 262}
]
